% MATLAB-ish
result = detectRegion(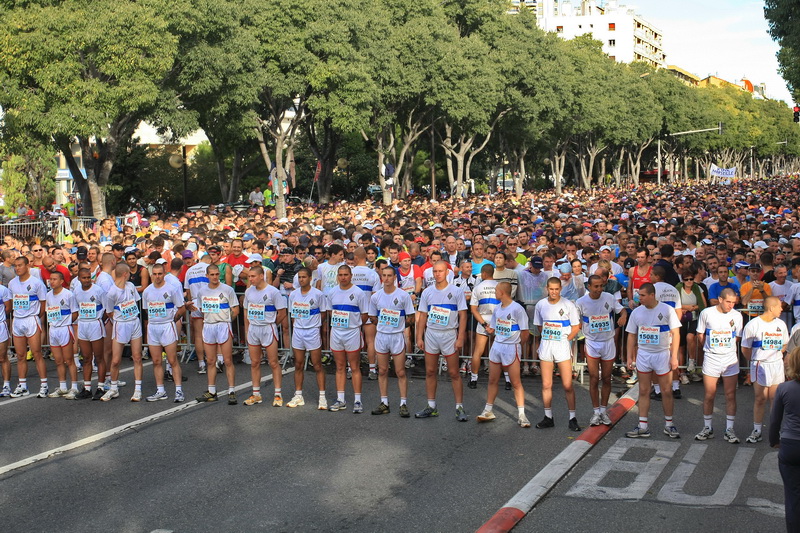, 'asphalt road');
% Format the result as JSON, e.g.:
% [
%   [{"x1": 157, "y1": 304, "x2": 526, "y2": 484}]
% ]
[{"x1": 1, "y1": 358, "x2": 614, "y2": 533}]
